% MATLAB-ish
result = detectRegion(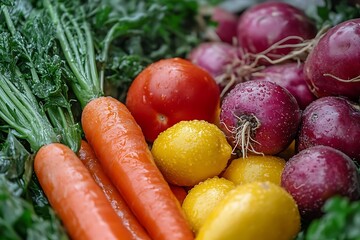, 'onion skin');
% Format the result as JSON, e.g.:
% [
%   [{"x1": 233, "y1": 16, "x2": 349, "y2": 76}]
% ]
[
  {"x1": 253, "y1": 62, "x2": 317, "y2": 109},
  {"x1": 212, "y1": 7, "x2": 238, "y2": 44},
  {"x1": 281, "y1": 145, "x2": 360, "y2": 219},
  {"x1": 297, "y1": 96, "x2": 360, "y2": 163},
  {"x1": 188, "y1": 41, "x2": 238, "y2": 79},
  {"x1": 304, "y1": 18, "x2": 360, "y2": 100},
  {"x1": 220, "y1": 80, "x2": 301, "y2": 155},
  {"x1": 236, "y1": 2, "x2": 316, "y2": 58}
]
